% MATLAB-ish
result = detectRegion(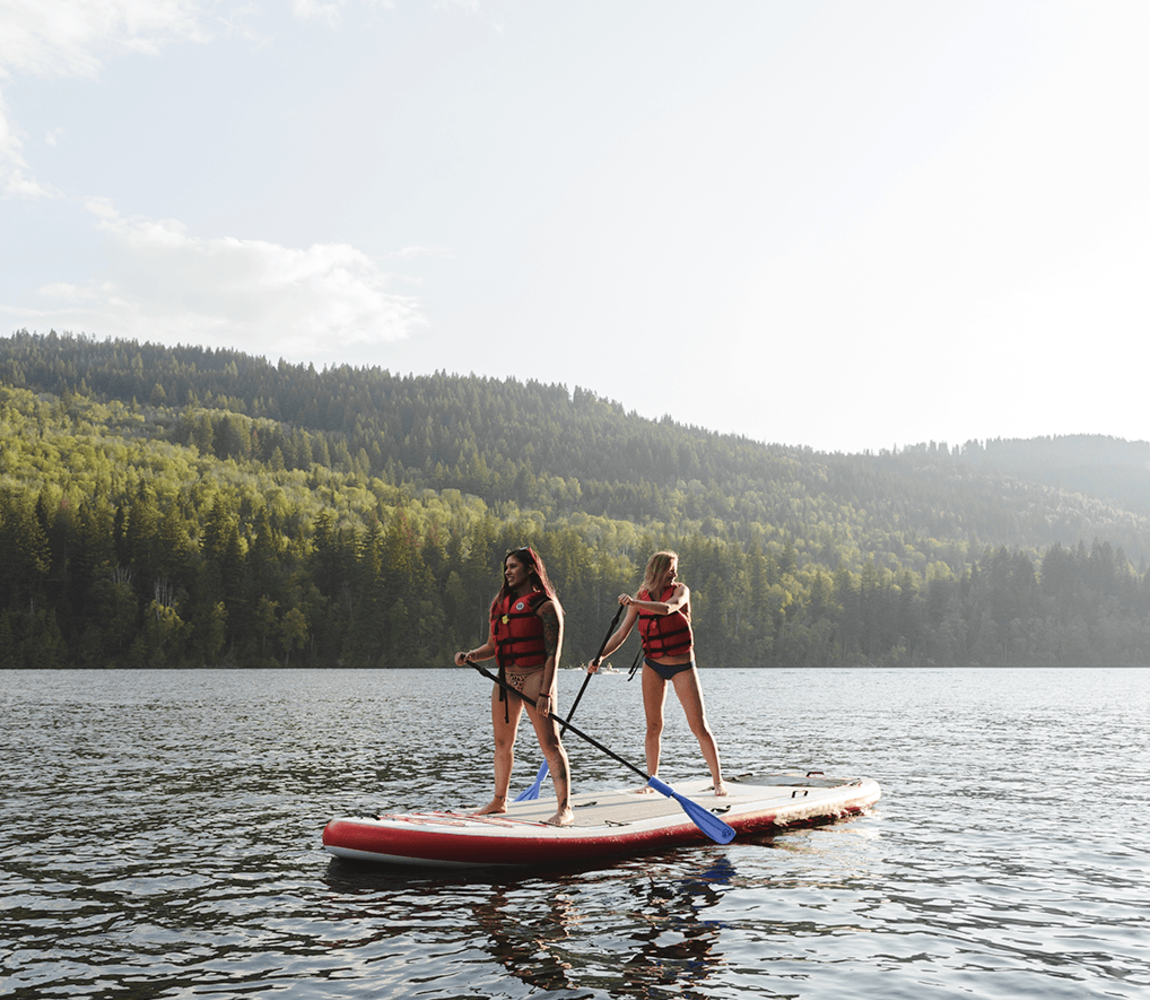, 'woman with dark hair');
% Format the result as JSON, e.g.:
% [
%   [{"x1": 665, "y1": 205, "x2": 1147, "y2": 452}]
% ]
[
  {"x1": 588, "y1": 550, "x2": 726, "y2": 797},
  {"x1": 455, "y1": 546, "x2": 573, "y2": 826}
]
